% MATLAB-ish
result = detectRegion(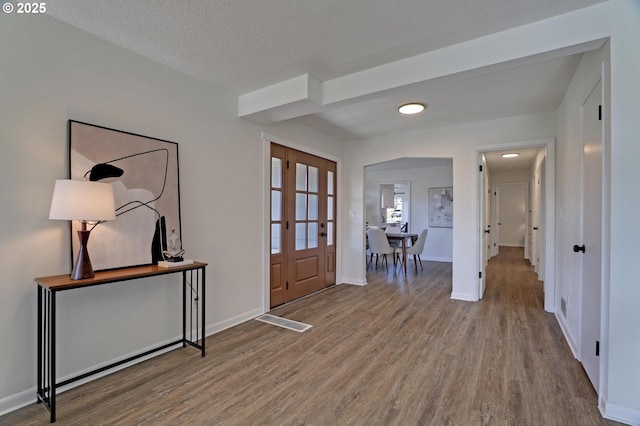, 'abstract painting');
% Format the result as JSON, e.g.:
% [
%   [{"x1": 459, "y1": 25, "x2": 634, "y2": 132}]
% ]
[
  {"x1": 68, "y1": 120, "x2": 181, "y2": 271},
  {"x1": 428, "y1": 187, "x2": 453, "y2": 228}
]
